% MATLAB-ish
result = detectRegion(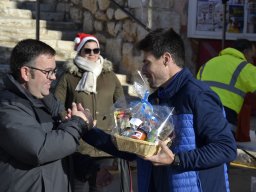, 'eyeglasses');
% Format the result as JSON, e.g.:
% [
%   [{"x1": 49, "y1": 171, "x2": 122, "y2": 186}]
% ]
[
  {"x1": 83, "y1": 48, "x2": 100, "y2": 54},
  {"x1": 26, "y1": 66, "x2": 57, "y2": 78}
]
